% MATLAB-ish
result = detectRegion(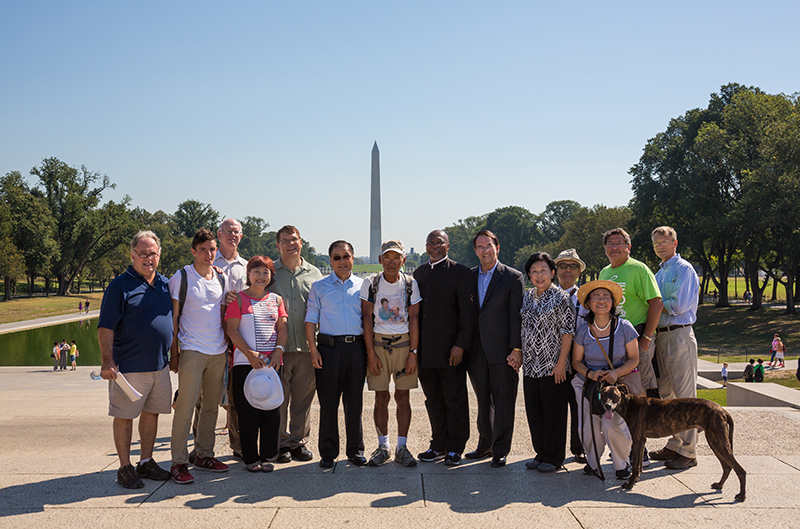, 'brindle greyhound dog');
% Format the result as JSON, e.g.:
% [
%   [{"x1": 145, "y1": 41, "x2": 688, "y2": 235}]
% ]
[{"x1": 600, "y1": 384, "x2": 746, "y2": 502}]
